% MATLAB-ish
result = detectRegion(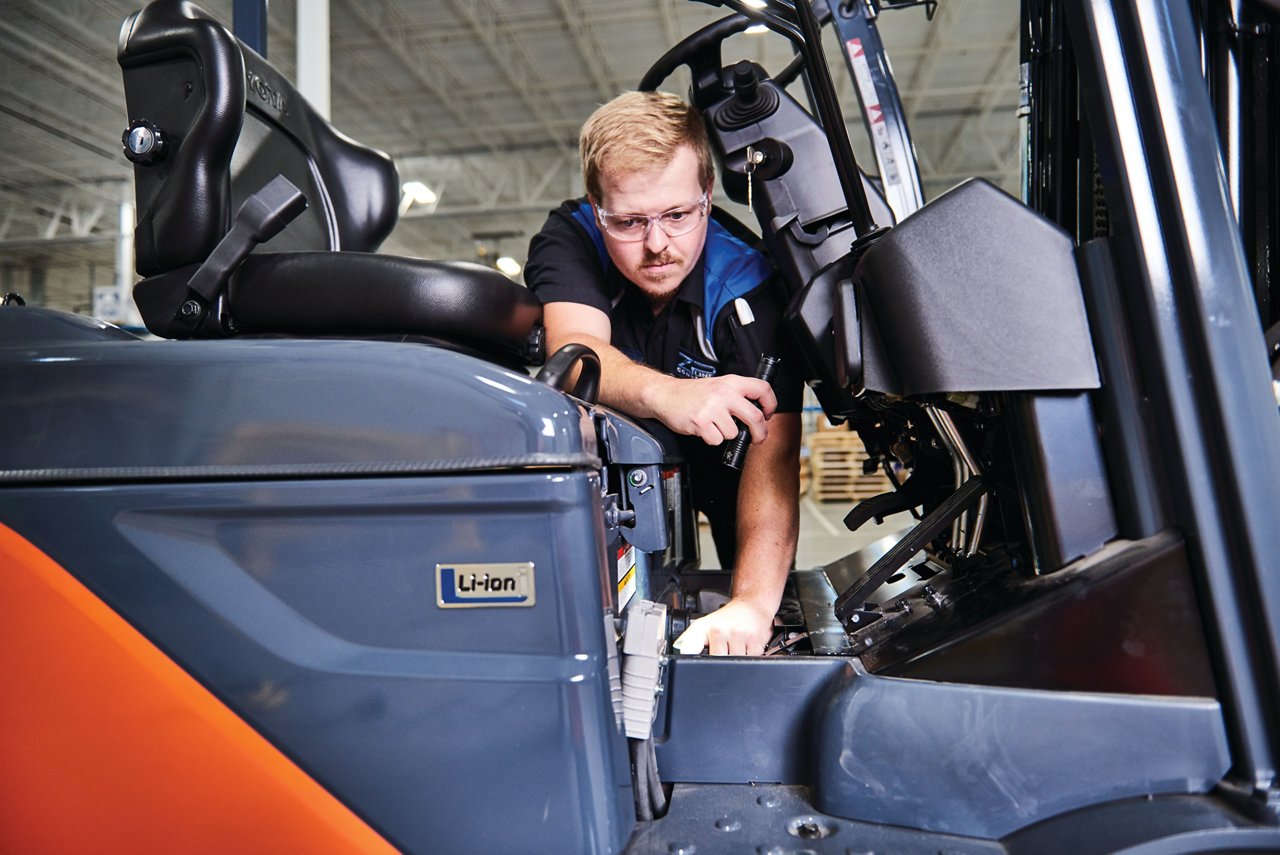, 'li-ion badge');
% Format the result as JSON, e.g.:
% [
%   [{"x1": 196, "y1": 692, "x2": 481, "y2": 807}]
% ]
[{"x1": 436, "y1": 562, "x2": 536, "y2": 608}]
